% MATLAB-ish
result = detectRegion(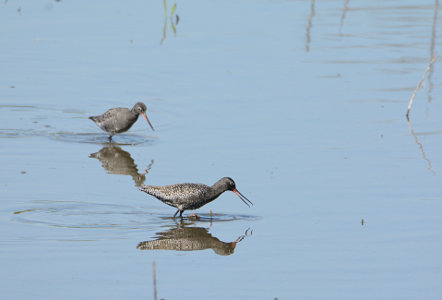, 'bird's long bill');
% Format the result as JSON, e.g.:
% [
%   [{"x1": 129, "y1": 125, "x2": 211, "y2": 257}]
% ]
[
  {"x1": 141, "y1": 113, "x2": 155, "y2": 131},
  {"x1": 233, "y1": 189, "x2": 253, "y2": 207}
]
